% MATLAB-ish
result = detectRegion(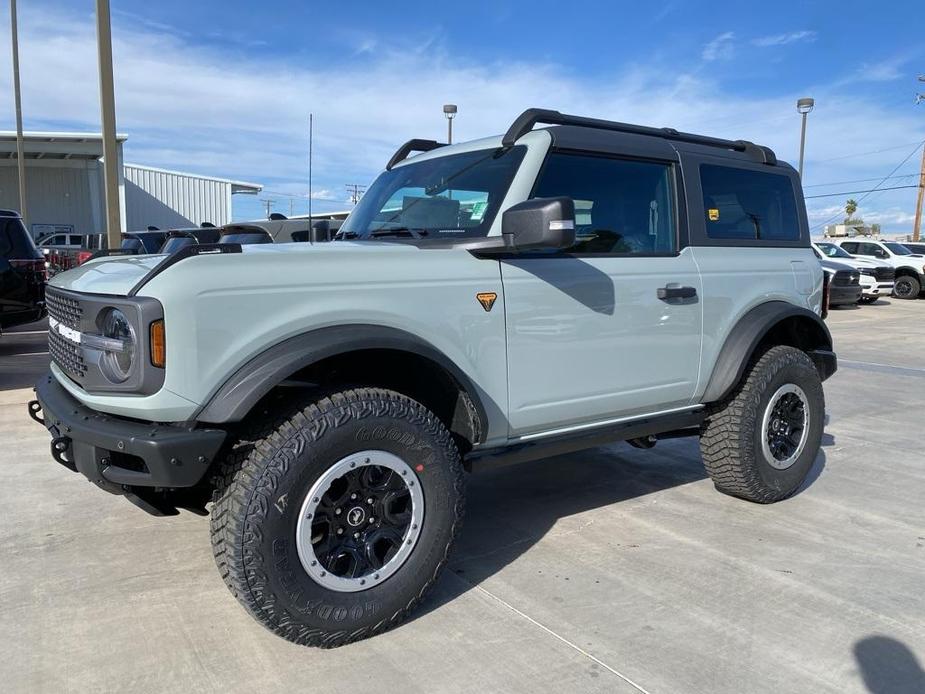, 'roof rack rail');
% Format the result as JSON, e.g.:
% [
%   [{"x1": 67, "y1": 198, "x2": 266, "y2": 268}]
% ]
[
  {"x1": 386, "y1": 139, "x2": 447, "y2": 170},
  {"x1": 502, "y1": 108, "x2": 777, "y2": 165}
]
